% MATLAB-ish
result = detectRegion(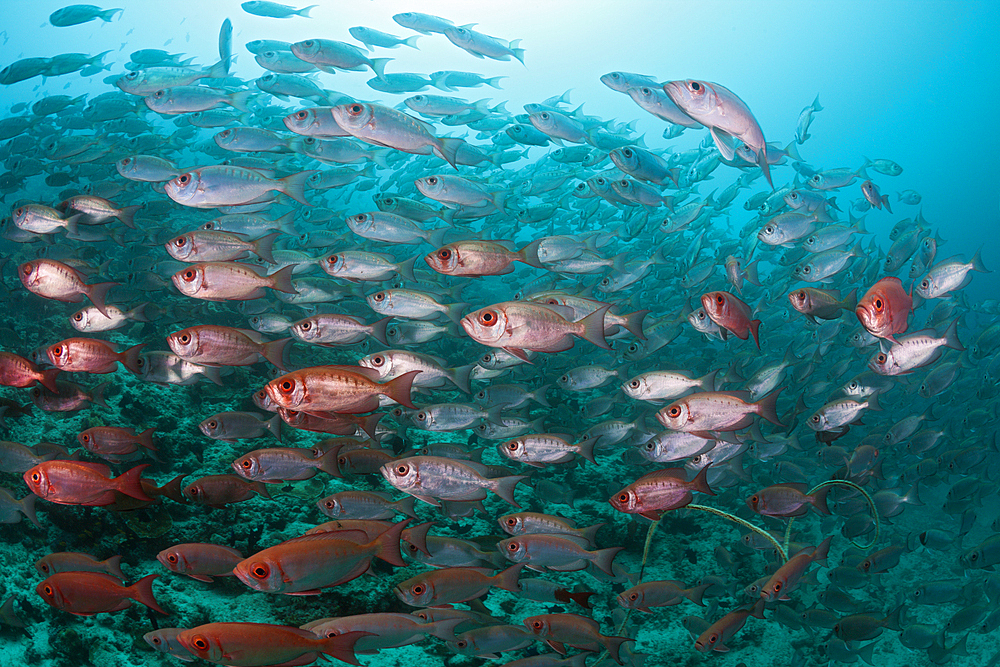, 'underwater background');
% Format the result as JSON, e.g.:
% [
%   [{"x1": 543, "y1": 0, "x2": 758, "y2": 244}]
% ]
[{"x1": 0, "y1": 1, "x2": 998, "y2": 666}]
